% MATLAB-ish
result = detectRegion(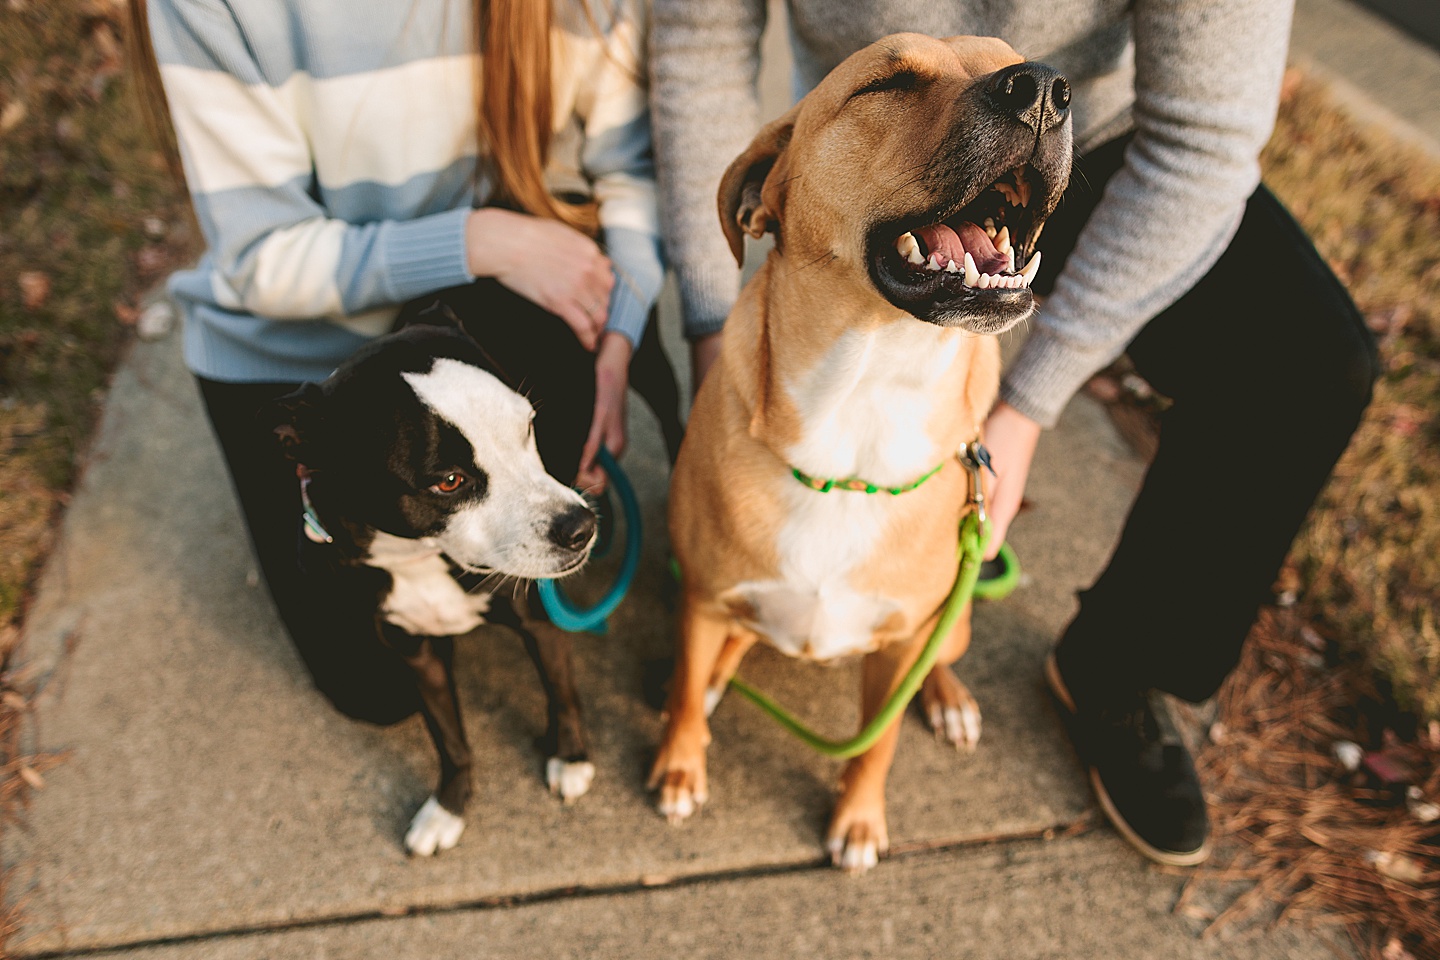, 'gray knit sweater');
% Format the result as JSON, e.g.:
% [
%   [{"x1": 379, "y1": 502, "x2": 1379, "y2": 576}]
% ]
[{"x1": 650, "y1": 0, "x2": 1294, "y2": 427}]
